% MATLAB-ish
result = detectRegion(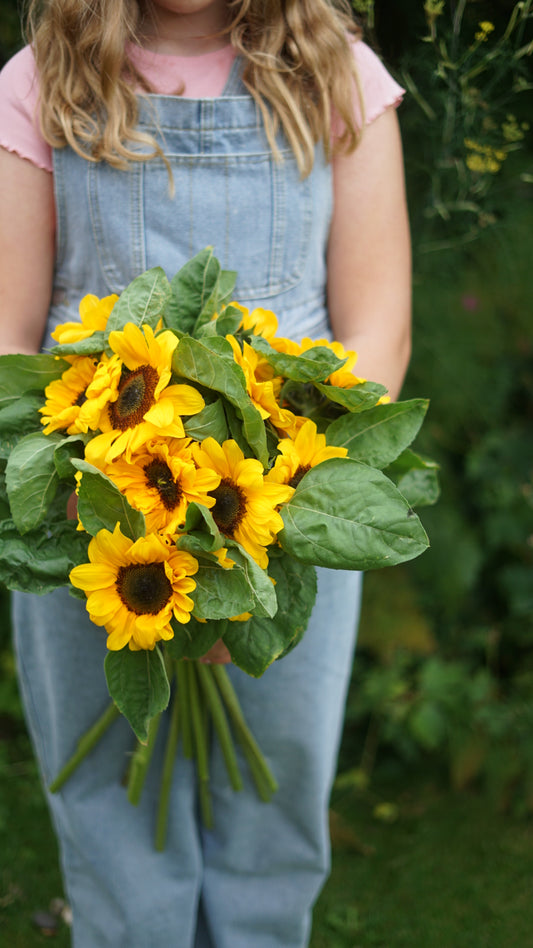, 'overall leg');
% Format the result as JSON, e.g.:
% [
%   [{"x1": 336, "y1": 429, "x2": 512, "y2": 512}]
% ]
[
  {"x1": 14, "y1": 588, "x2": 203, "y2": 948},
  {"x1": 200, "y1": 569, "x2": 362, "y2": 948}
]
